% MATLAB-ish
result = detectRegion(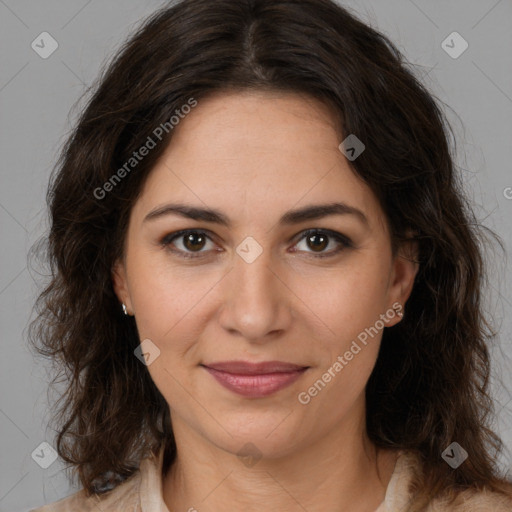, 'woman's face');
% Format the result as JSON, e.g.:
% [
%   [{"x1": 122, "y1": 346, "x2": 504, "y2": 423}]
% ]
[{"x1": 113, "y1": 91, "x2": 417, "y2": 458}]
